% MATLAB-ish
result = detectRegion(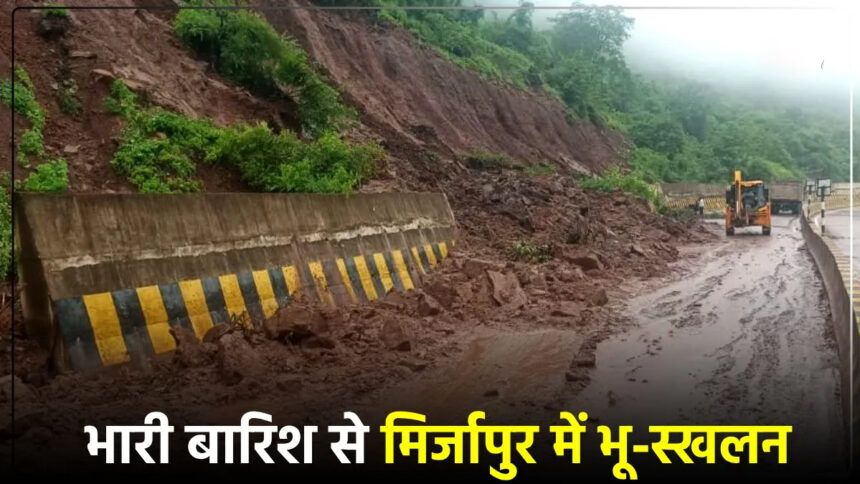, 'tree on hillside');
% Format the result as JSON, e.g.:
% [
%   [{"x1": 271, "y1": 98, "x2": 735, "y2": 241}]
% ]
[{"x1": 547, "y1": 2, "x2": 633, "y2": 68}]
